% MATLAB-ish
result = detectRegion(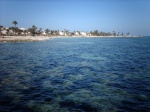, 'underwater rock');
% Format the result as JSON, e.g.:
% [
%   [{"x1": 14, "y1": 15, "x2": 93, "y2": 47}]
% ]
[
  {"x1": 59, "y1": 100, "x2": 76, "y2": 107},
  {"x1": 77, "y1": 102, "x2": 98, "y2": 112}
]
